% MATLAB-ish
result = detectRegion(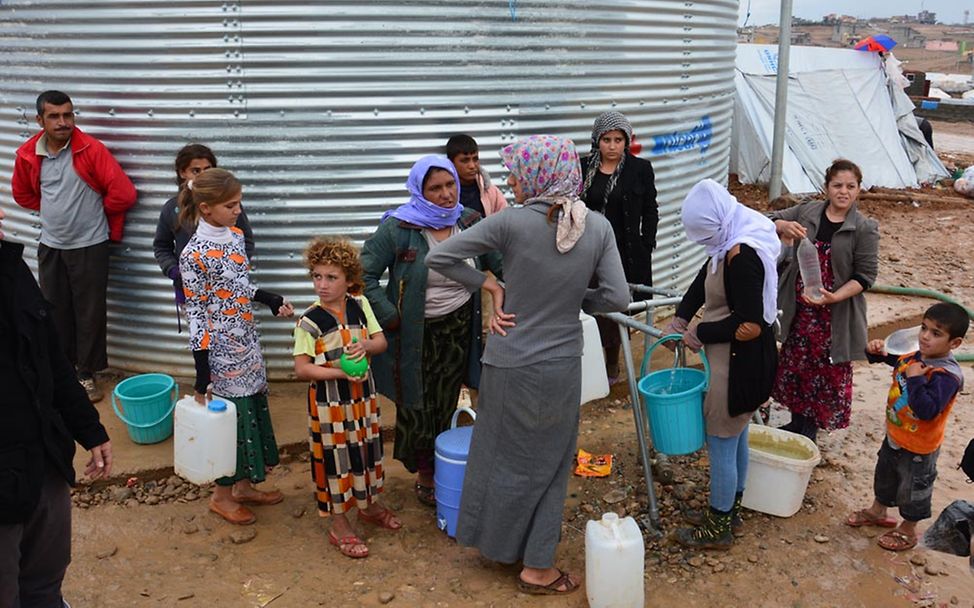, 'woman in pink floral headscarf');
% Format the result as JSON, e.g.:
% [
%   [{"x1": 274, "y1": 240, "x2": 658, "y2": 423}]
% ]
[{"x1": 426, "y1": 135, "x2": 630, "y2": 595}]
